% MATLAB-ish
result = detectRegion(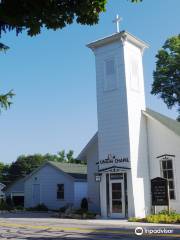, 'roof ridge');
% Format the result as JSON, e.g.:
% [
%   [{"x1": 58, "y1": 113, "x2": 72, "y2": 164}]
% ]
[
  {"x1": 146, "y1": 107, "x2": 178, "y2": 122},
  {"x1": 48, "y1": 161, "x2": 87, "y2": 167},
  {"x1": 47, "y1": 161, "x2": 87, "y2": 176},
  {"x1": 144, "y1": 108, "x2": 180, "y2": 137}
]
